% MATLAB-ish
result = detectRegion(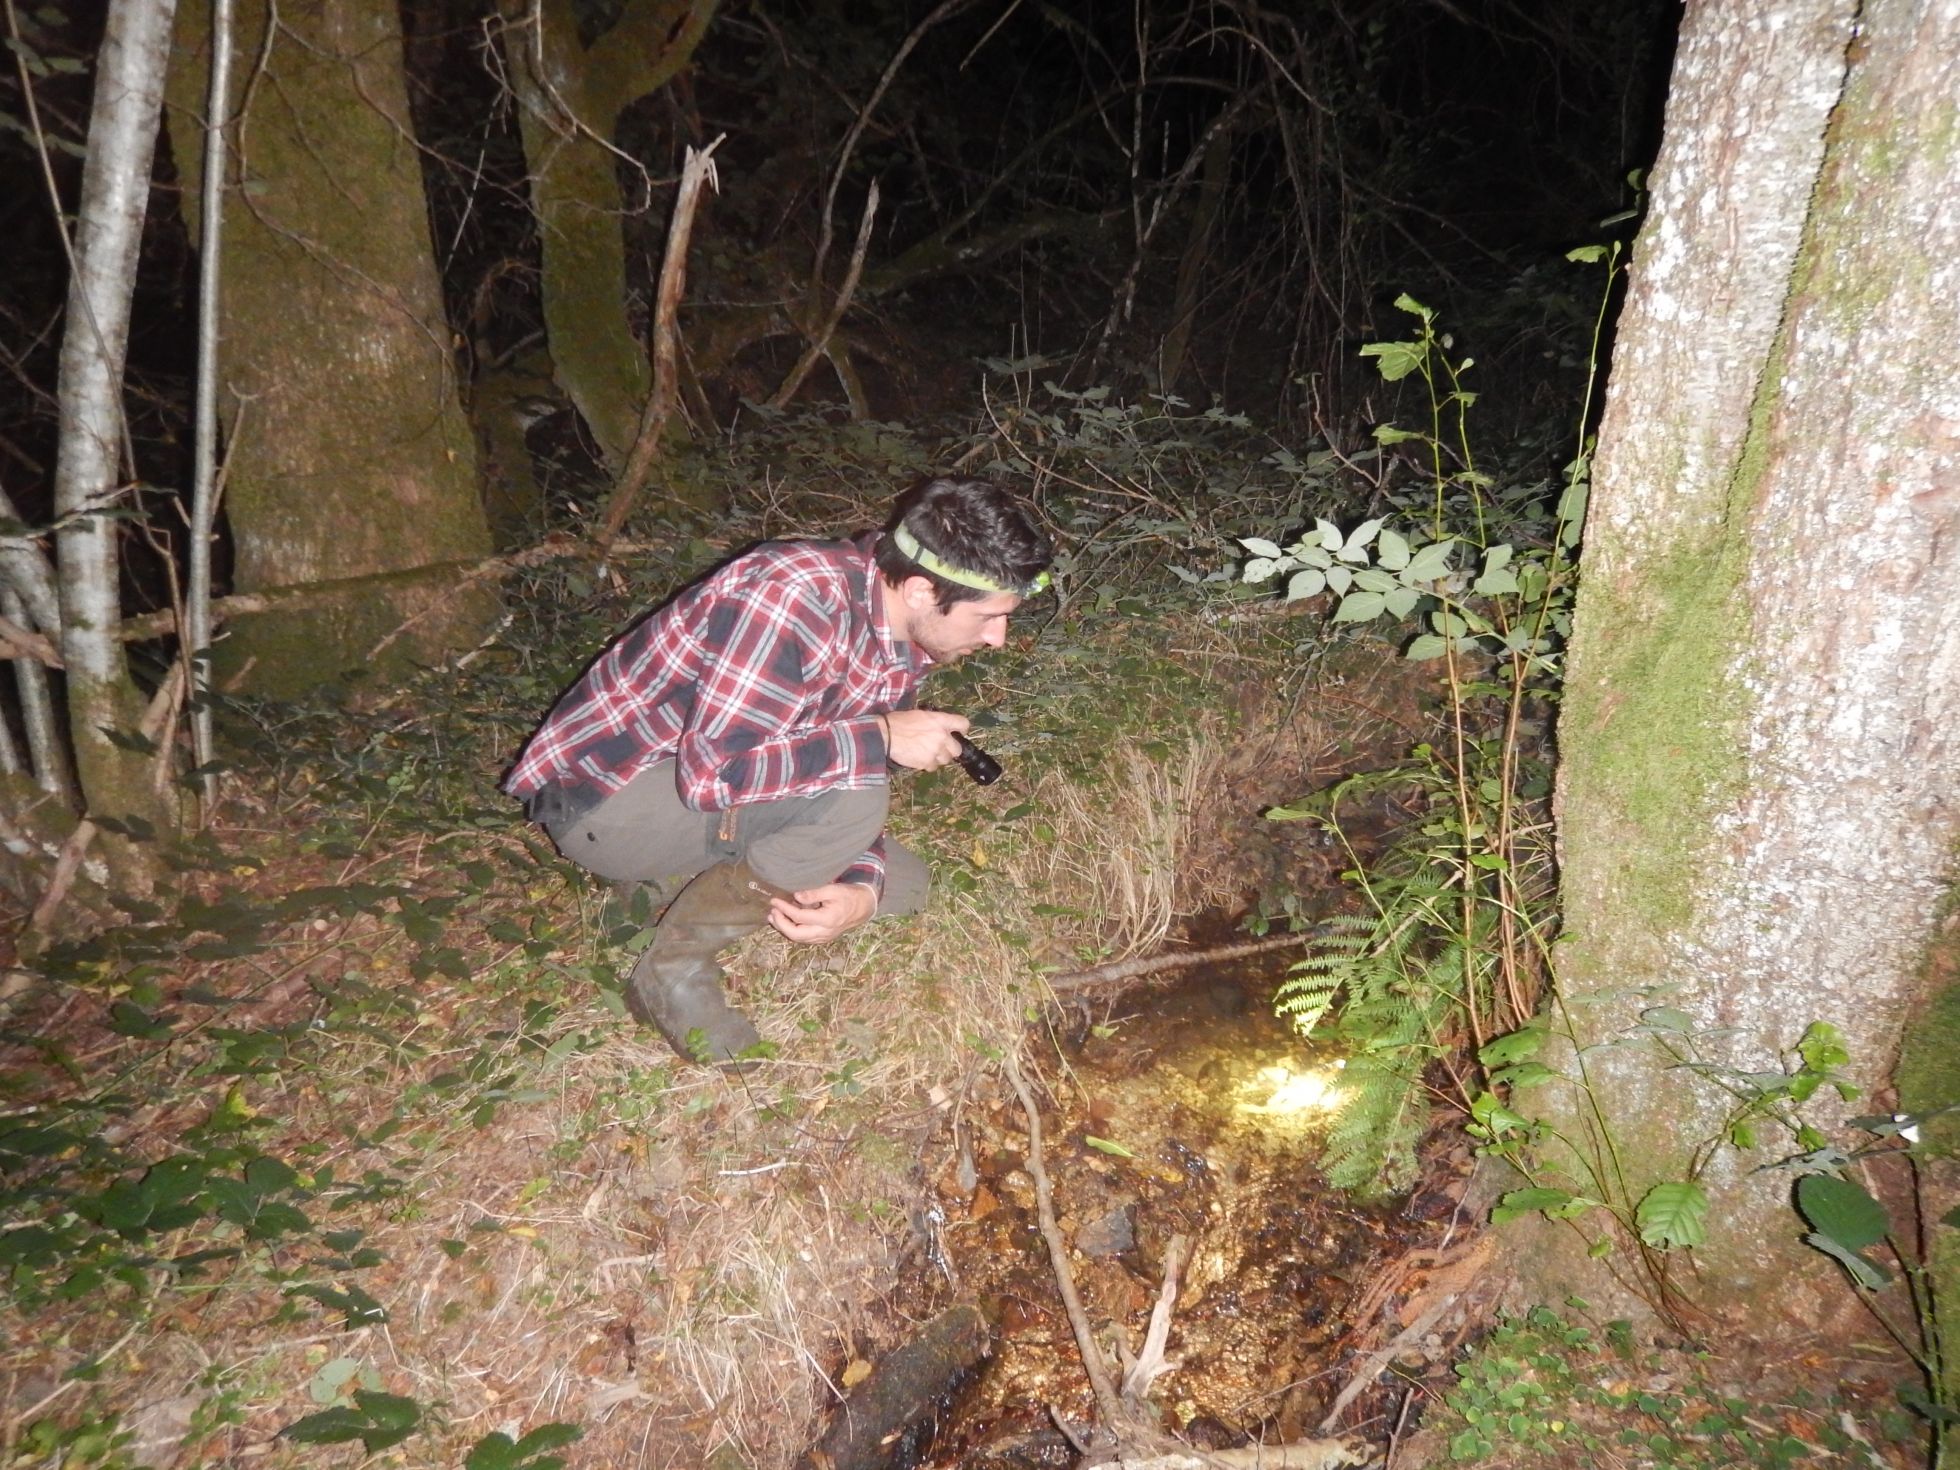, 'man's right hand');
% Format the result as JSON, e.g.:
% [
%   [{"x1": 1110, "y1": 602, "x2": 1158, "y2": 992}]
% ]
[{"x1": 884, "y1": 709, "x2": 969, "y2": 771}]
